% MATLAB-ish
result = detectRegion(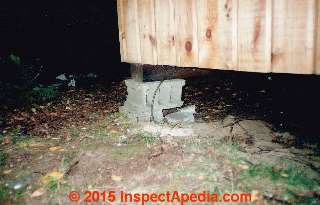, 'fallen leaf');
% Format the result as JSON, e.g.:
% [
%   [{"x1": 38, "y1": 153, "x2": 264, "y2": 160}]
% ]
[
  {"x1": 28, "y1": 142, "x2": 44, "y2": 148},
  {"x1": 42, "y1": 171, "x2": 64, "y2": 185},
  {"x1": 18, "y1": 143, "x2": 28, "y2": 148},
  {"x1": 2, "y1": 138, "x2": 10, "y2": 145},
  {"x1": 281, "y1": 173, "x2": 289, "y2": 178},
  {"x1": 111, "y1": 175, "x2": 122, "y2": 182},
  {"x1": 109, "y1": 128, "x2": 120, "y2": 134},
  {"x1": 30, "y1": 188, "x2": 46, "y2": 198},
  {"x1": 3, "y1": 170, "x2": 12, "y2": 175},
  {"x1": 19, "y1": 142, "x2": 44, "y2": 148},
  {"x1": 49, "y1": 146, "x2": 65, "y2": 152},
  {"x1": 238, "y1": 162, "x2": 249, "y2": 170}
]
